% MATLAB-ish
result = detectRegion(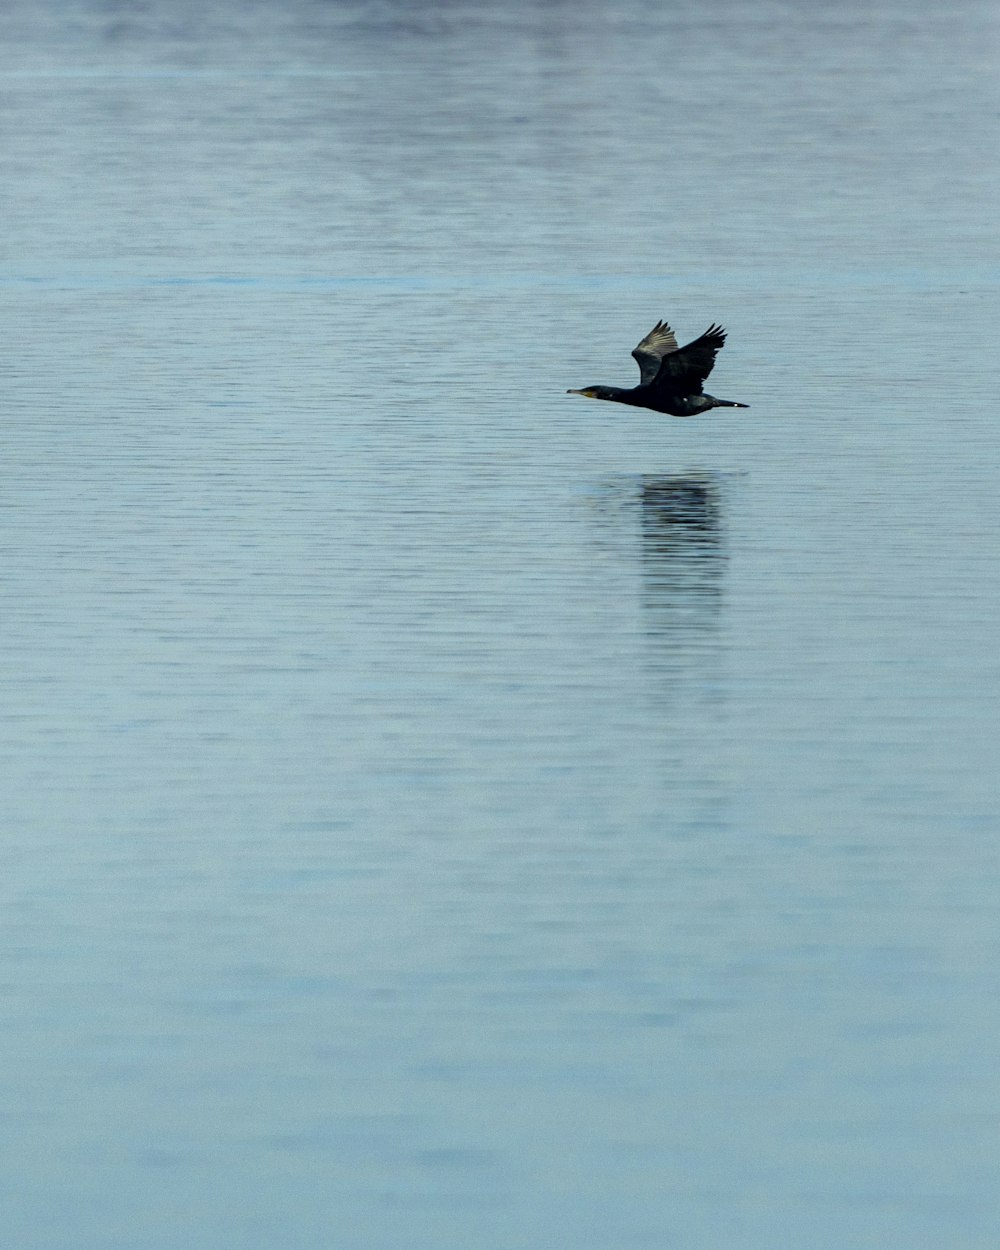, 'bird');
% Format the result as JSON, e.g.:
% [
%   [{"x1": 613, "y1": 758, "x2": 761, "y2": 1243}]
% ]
[{"x1": 567, "y1": 319, "x2": 748, "y2": 416}]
